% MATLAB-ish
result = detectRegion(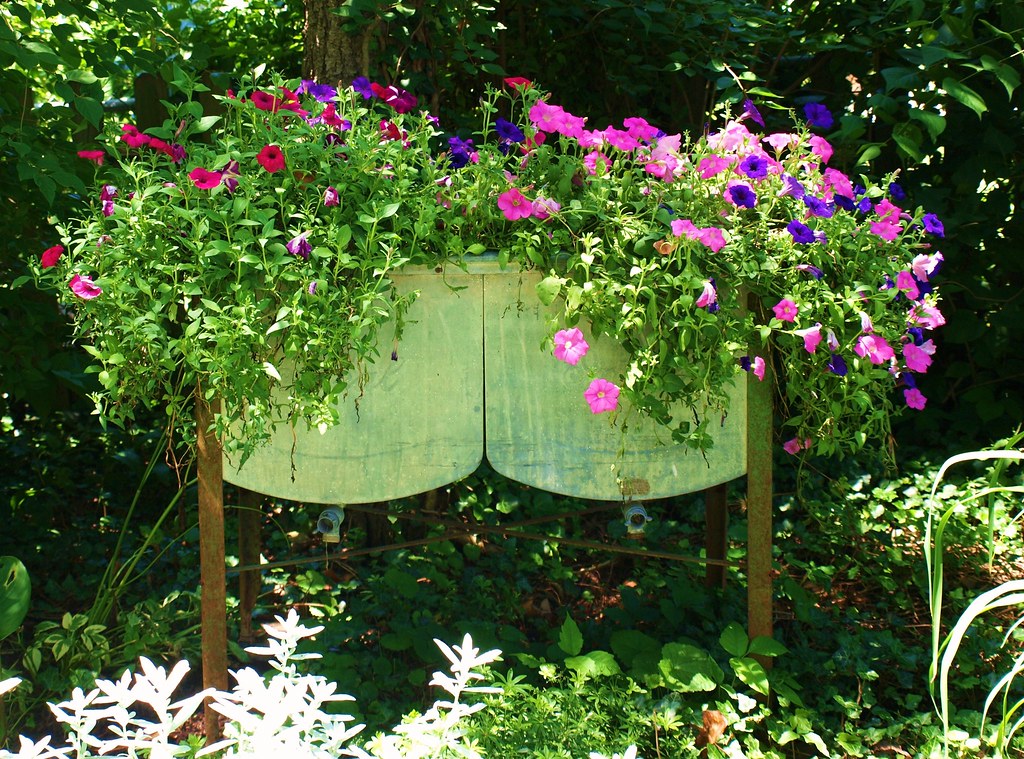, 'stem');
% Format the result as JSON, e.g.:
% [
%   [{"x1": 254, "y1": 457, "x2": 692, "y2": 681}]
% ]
[{"x1": 89, "y1": 427, "x2": 170, "y2": 626}]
